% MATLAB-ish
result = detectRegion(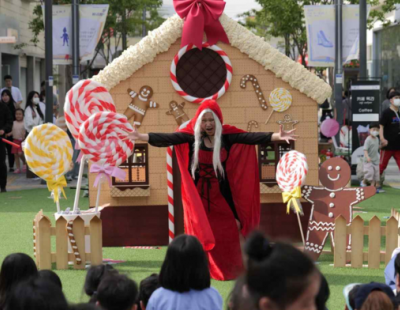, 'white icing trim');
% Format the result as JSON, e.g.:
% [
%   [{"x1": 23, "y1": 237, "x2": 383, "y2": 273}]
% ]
[{"x1": 91, "y1": 14, "x2": 332, "y2": 104}]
